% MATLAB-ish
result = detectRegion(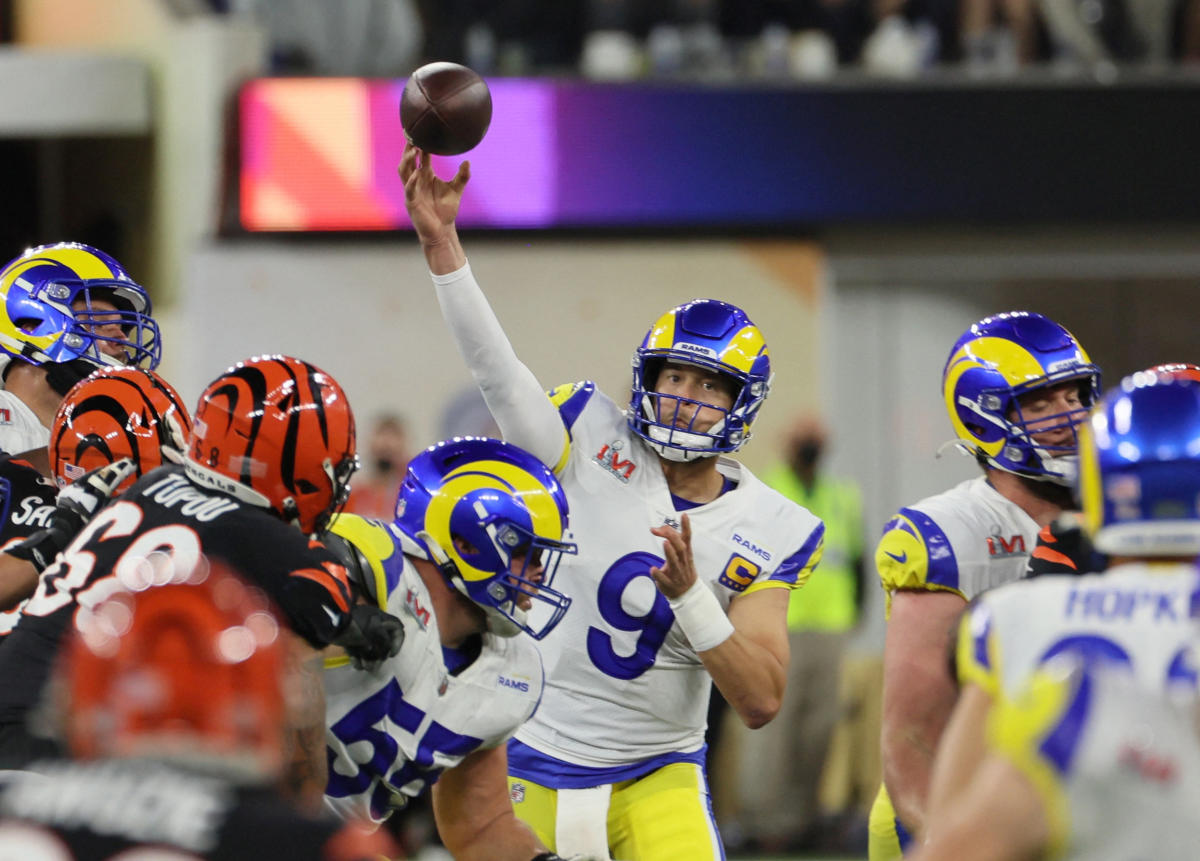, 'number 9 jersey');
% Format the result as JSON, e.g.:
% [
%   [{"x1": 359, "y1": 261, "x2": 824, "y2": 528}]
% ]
[{"x1": 510, "y1": 382, "x2": 824, "y2": 774}]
